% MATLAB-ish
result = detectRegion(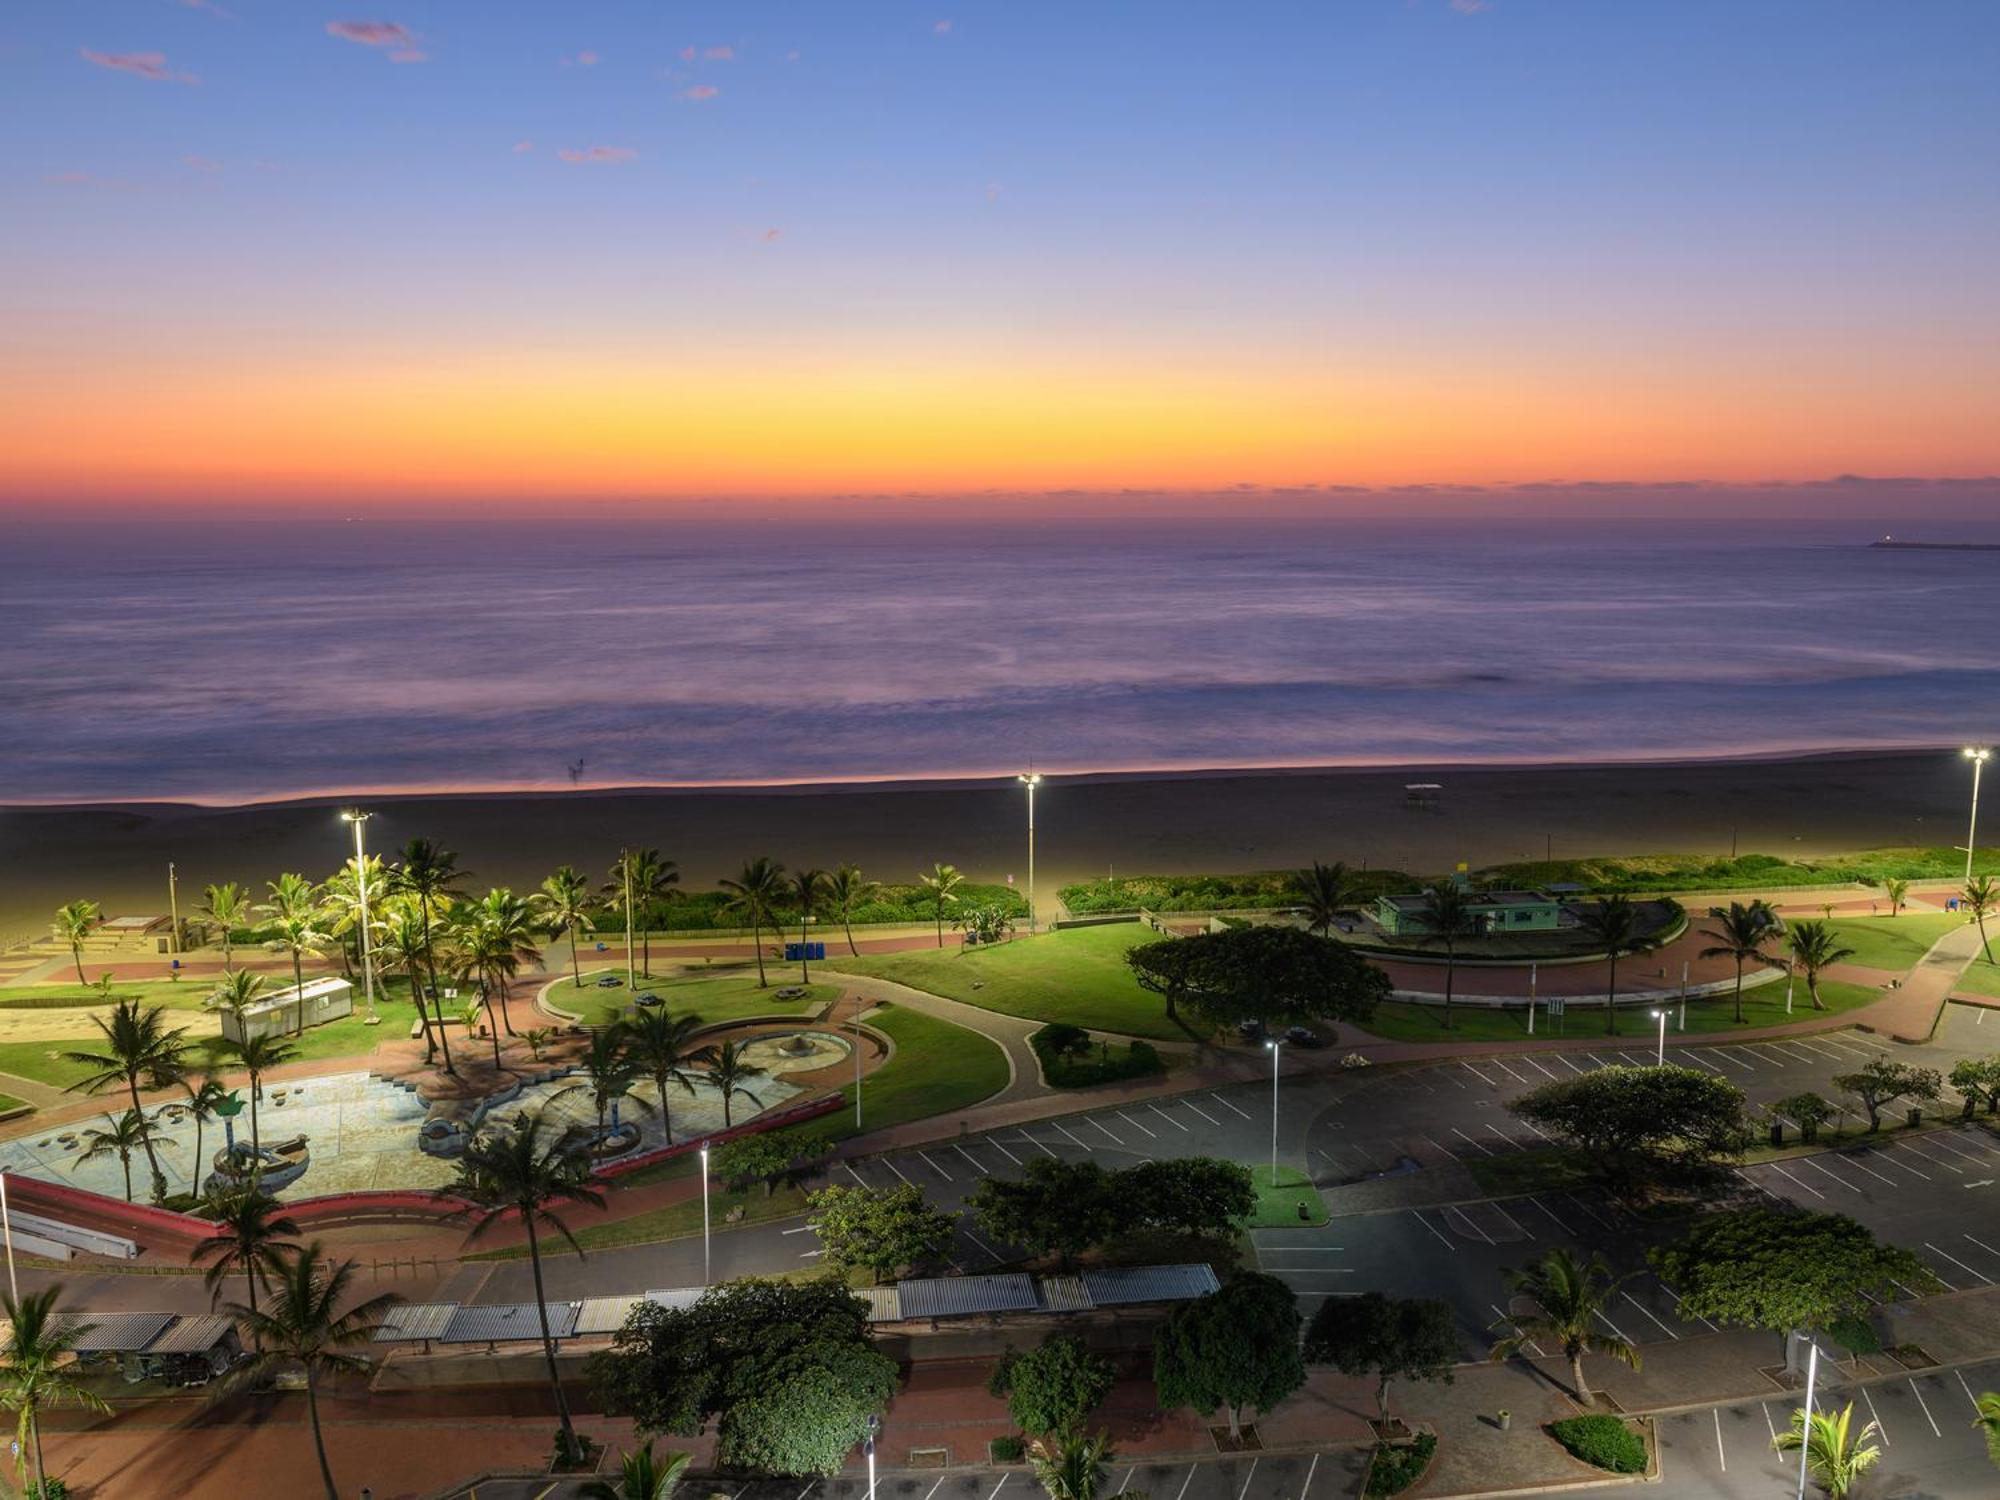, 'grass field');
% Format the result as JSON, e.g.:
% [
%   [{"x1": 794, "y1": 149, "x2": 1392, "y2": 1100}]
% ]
[
  {"x1": 1821, "y1": 912, "x2": 1967, "y2": 970},
  {"x1": 838, "y1": 1003, "x2": 1011, "y2": 1135},
  {"x1": 0, "y1": 977, "x2": 217, "y2": 1012},
  {"x1": 1954, "y1": 955, "x2": 2000, "y2": 998},
  {"x1": 0, "y1": 1094, "x2": 33, "y2": 1117},
  {"x1": 544, "y1": 971, "x2": 835, "y2": 1027},
  {"x1": 1245, "y1": 1165, "x2": 1327, "y2": 1227},
  {"x1": 1359, "y1": 979, "x2": 1885, "y2": 1044},
  {"x1": 834, "y1": 924, "x2": 1183, "y2": 1039}
]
